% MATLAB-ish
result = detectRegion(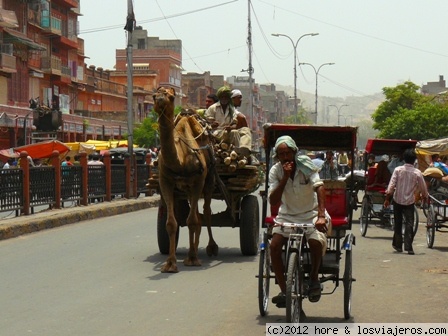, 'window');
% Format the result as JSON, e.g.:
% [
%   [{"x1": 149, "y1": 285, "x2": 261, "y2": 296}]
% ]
[{"x1": 137, "y1": 39, "x2": 145, "y2": 49}]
